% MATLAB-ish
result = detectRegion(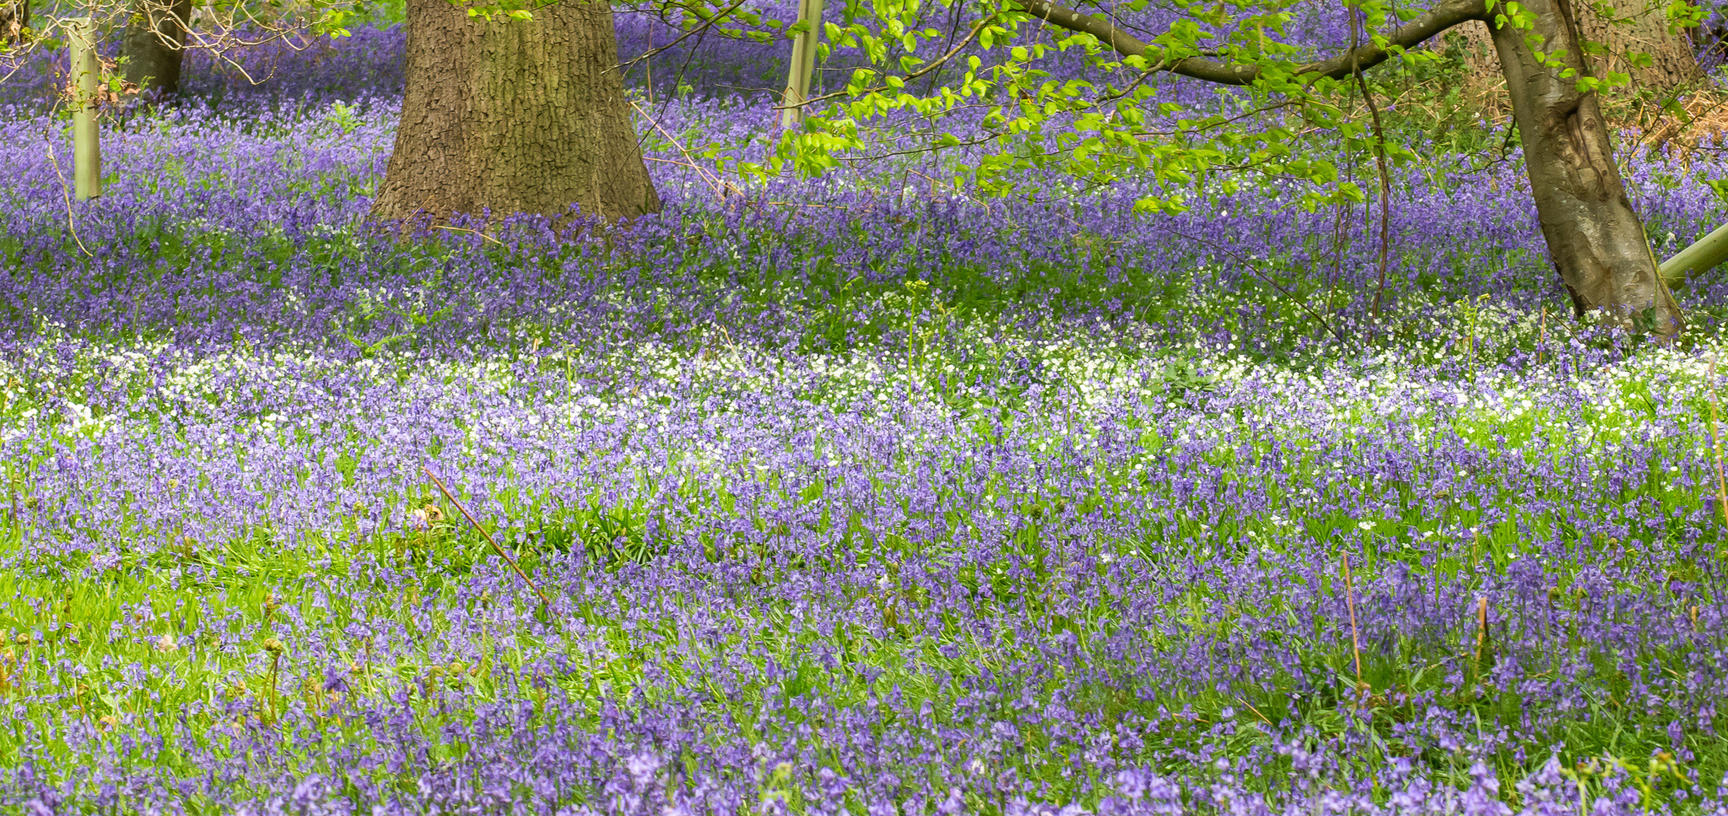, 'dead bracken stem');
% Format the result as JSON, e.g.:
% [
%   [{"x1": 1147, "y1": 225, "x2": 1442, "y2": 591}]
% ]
[
  {"x1": 1474, "y1": 597, "x2": 1490, "y2": 666},
  {"x1": 422, "y1": 465, "x2": 551, "y2": 609},
  {"x1": 1342, "y1": 553, "x2": 1363, "y2": 688}
]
